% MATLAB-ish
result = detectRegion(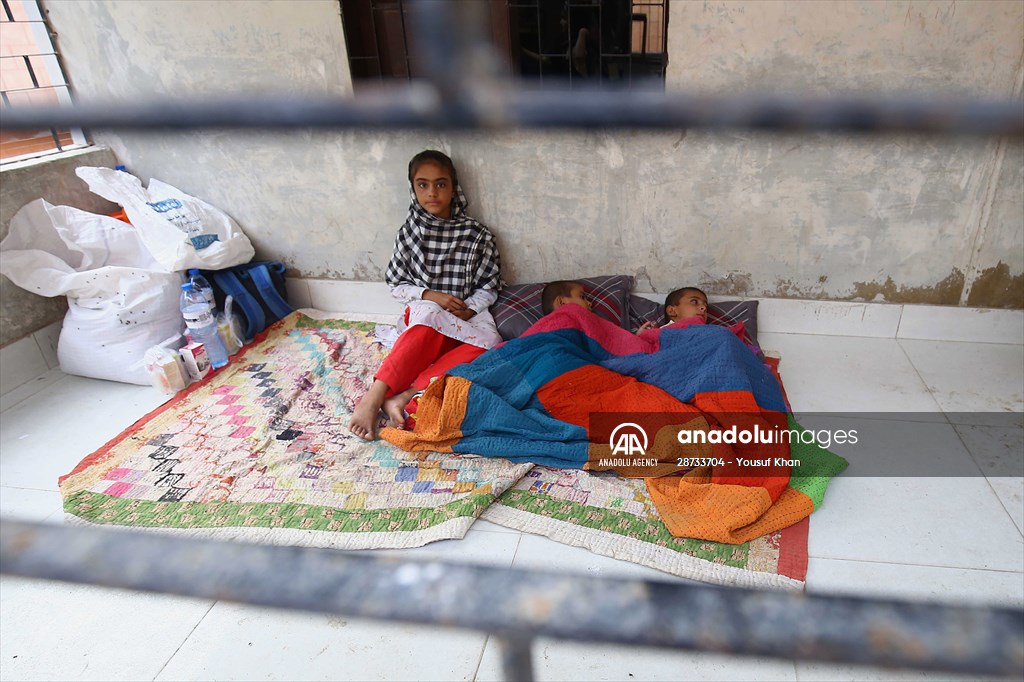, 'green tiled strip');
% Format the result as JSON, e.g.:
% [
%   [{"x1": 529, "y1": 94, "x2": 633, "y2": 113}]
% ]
[
  {"x1": 496, "y1": 489, "x2": 750, "y2": 567},
  {"x1": 65, "y1": 490, "x2": 493, "y2": 534},
  {"x1": 293, "y1": 314, "x2": 376, "y2": 333}
]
